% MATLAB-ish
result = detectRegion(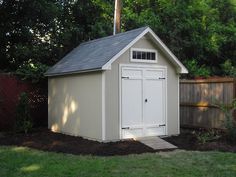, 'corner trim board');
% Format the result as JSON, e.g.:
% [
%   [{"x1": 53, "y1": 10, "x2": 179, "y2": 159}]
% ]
[{"x1": 102, "y1": 72, "x2": 106, "y2": 141}]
